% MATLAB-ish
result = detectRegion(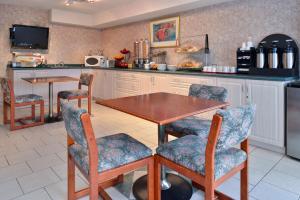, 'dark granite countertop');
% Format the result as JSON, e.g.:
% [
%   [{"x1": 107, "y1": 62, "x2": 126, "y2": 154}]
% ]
[{"x1": 7, "y1": 65, "x2": 298, "y2": 82}]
